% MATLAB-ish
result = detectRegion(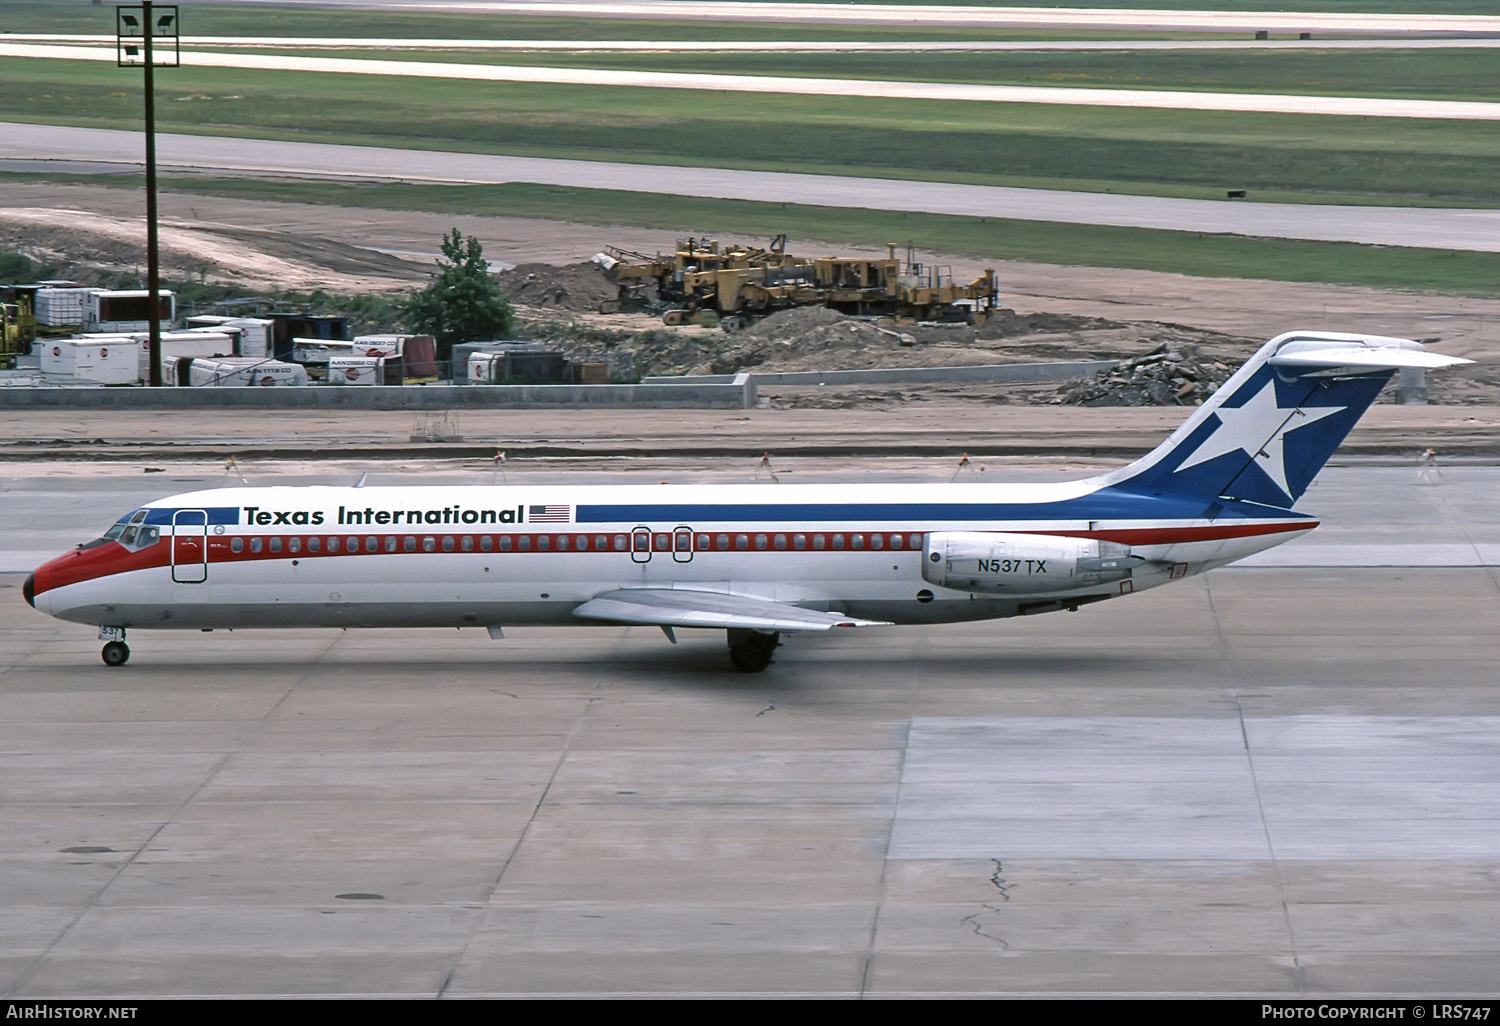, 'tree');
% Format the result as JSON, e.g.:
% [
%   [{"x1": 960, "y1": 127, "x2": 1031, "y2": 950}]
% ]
[{"x1": 403, "y1": 229, "x2": 514, "y2": 363}]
